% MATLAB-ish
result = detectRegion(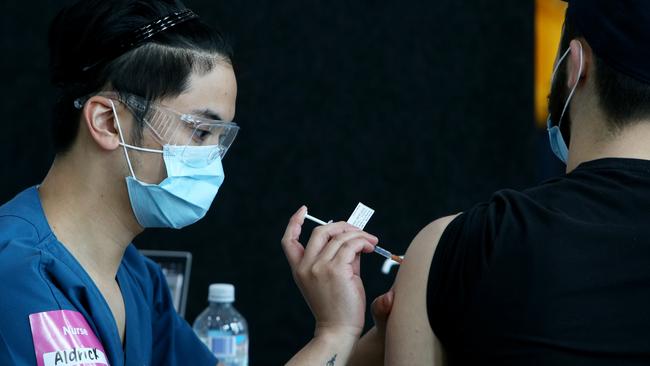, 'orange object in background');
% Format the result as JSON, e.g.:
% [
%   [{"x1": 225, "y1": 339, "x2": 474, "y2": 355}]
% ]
[{"x1": 535, "y1": 0, "x2": 567, "y2": 127}]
